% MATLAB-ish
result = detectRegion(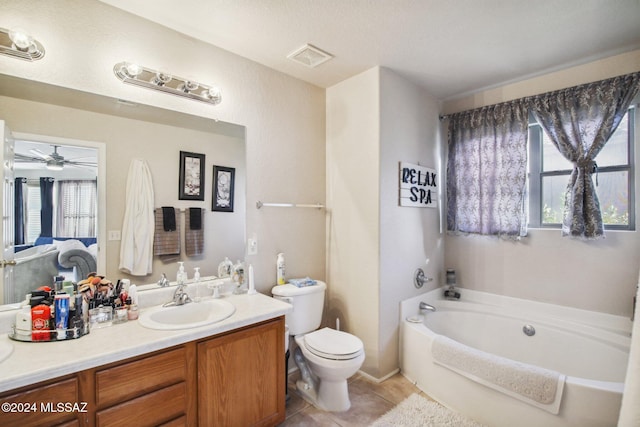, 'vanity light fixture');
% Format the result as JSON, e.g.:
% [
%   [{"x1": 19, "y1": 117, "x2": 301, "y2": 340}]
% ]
[
  {"x1": 0, "y1": 27, "x2": 45, "y2": 61},
  {"x1": 113, "y1": 62, "x2": 222, "y2": 106}
]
